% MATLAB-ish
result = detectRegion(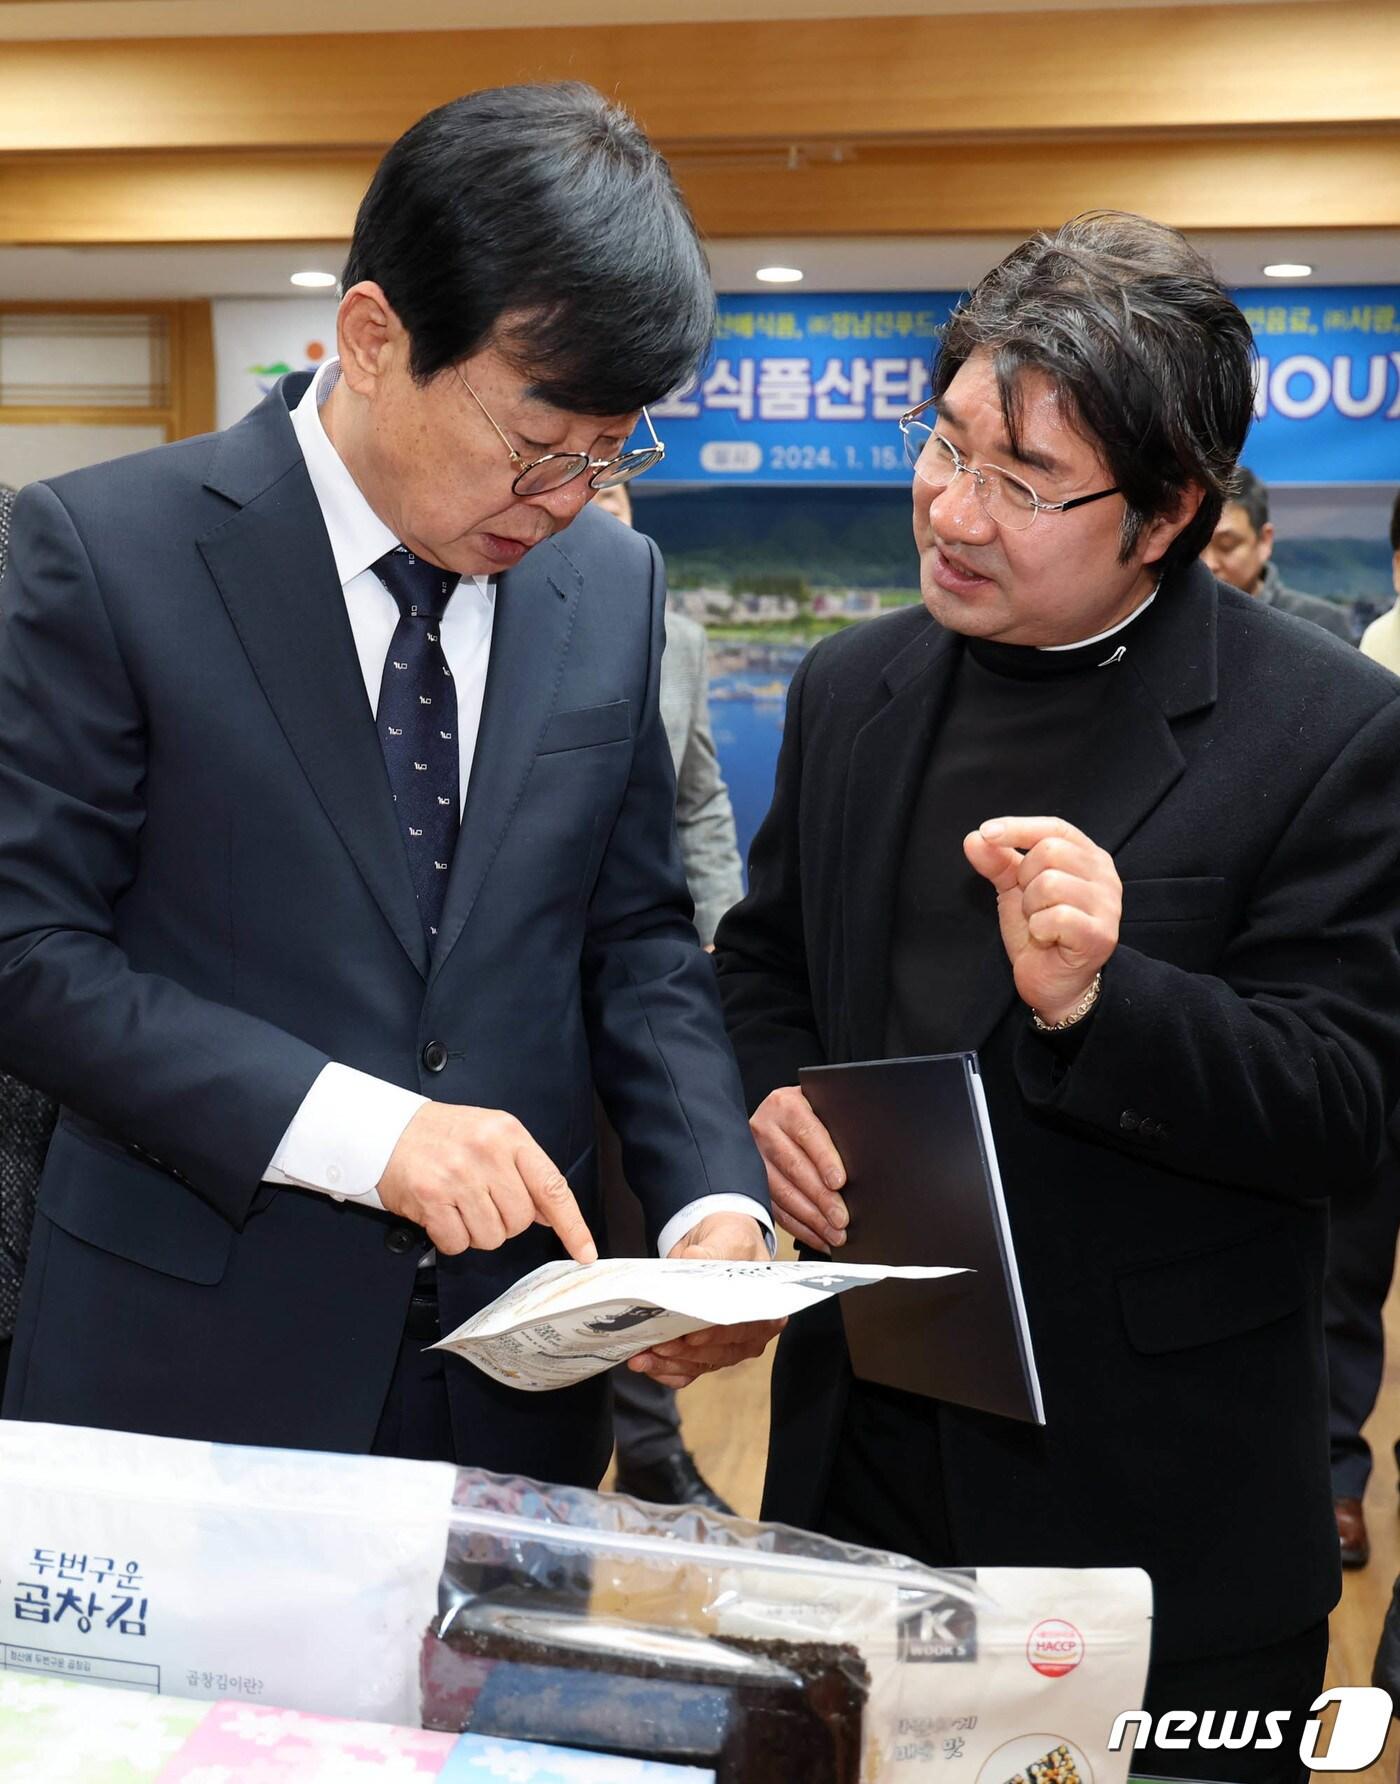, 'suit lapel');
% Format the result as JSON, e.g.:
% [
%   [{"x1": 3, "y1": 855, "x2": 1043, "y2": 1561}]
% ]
[
  {"x1": 429, "y1": 538, "x2": 582, "y2": 982},
  {"x1": 841, "y1": 621, "x2": 960, "y2": 1059},
  {"x1": 198, "y1": 381, "x2": 430, "y2": 979}
]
